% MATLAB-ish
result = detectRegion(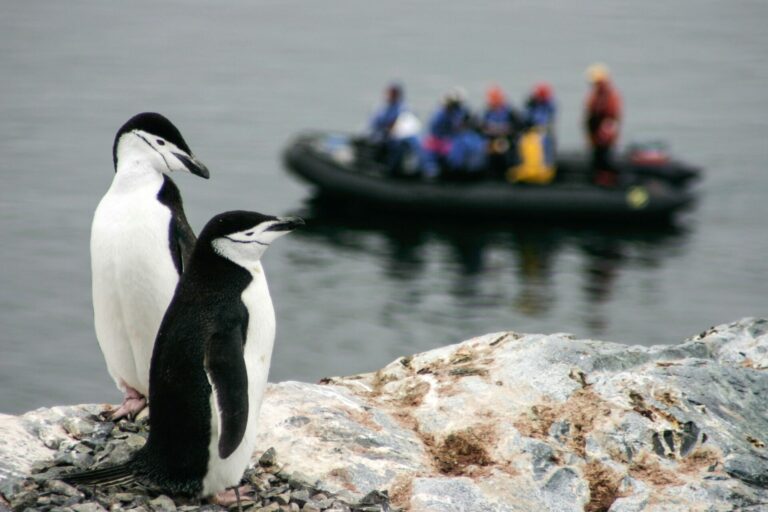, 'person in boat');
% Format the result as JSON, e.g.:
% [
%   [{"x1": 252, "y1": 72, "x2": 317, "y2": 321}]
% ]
[
  {"x1": 481, "y1": 85, "x2": 523, "y2": 178},
  {"x1": 524, "y1": 82, "x2": 557, "y2": 167},
  {"x1": 368, "y1": 82, "x2": 420, "y2": 174},
  {"x1": 445, "y1": 112, "x2": 487, "y2": 179},
  {"x1": 421, "y1": 88, "x2": 471, "y2": 179},
  {"x1": 369, "y1": 82, "x2": 406, "y2": 144},
  {"x1": 584, "y1": 64, "x2": 622, "y2": 186}
]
